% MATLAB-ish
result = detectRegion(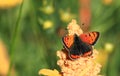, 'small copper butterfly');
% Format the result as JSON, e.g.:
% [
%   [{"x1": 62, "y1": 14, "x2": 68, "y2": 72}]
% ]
[{"x1": 62, "y1": 31, "x2": 99, "y2": 60}]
